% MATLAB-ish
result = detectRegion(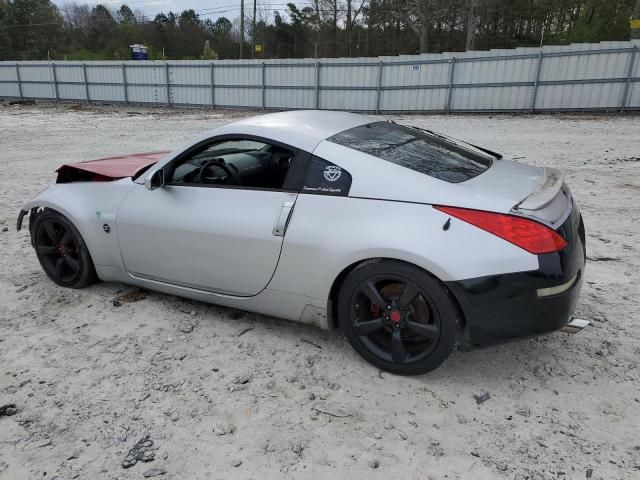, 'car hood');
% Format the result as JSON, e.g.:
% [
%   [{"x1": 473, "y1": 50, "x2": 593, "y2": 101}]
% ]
[{"x1": 56, "y1": 151, "x2": 170, "y2": 183}]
